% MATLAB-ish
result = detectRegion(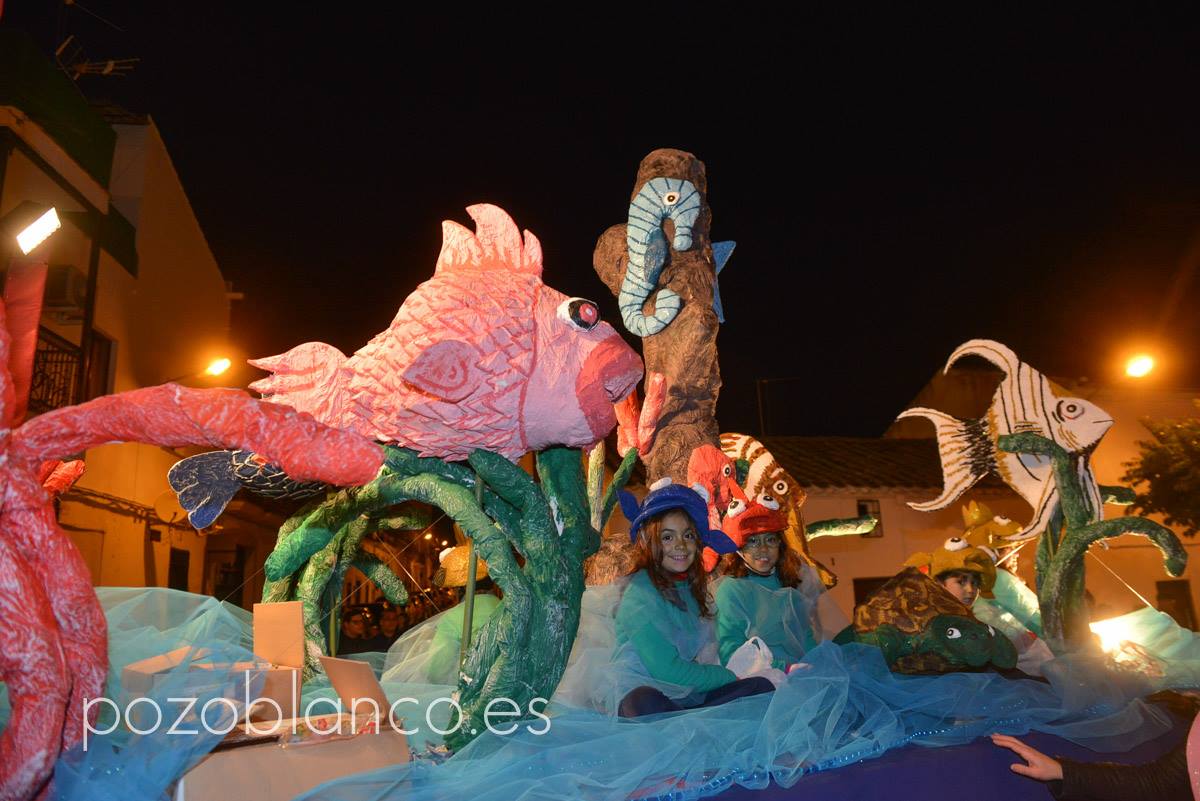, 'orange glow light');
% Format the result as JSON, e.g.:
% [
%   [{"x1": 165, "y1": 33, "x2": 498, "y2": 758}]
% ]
[{"x1": 1125, "y1": 354, "x2": 1154, "y2": 378}]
